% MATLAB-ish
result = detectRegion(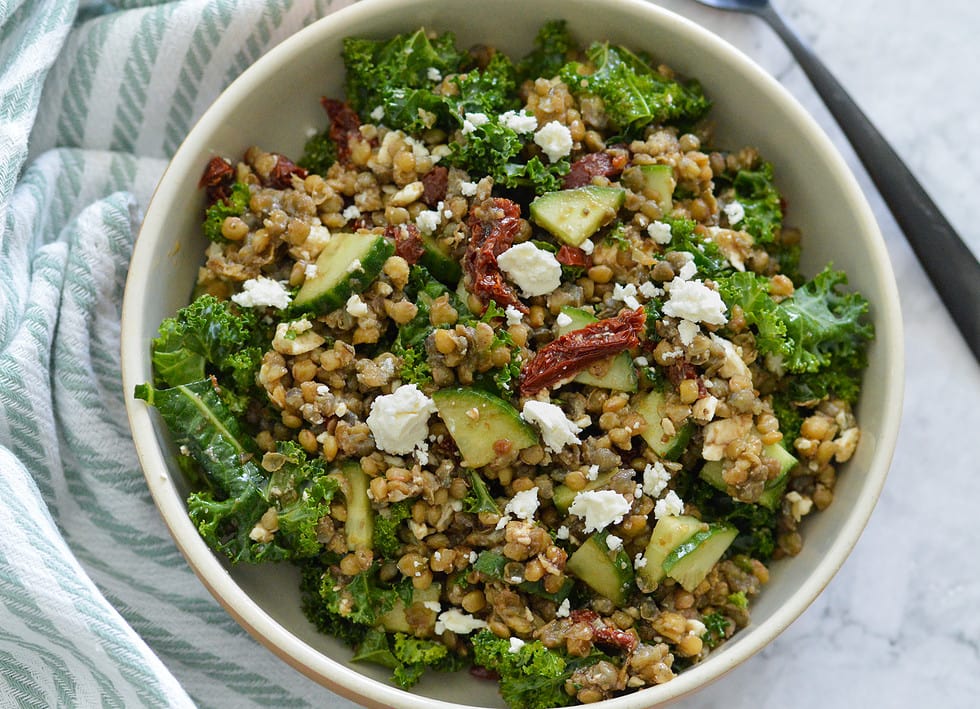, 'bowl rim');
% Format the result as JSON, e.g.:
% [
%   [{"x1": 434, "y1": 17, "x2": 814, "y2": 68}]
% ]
[{"x1": 120, "y1": 0, "x2": 904, "y2": 706}]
